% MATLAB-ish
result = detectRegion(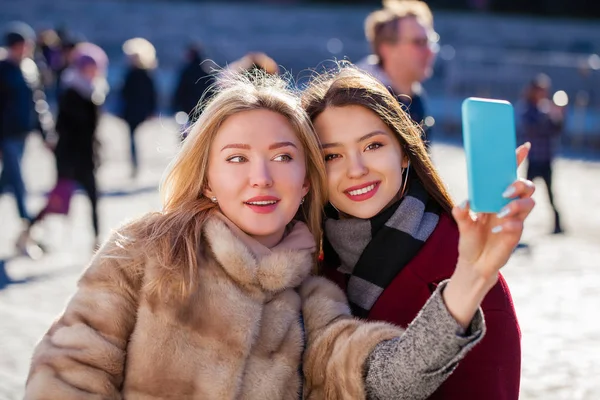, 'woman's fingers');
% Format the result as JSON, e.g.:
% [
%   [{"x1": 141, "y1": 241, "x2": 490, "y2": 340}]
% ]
[
  {"x1": 455, "y1": 179, "x2": 535, "y2": 234},
  {"x1": 516, "y1": 142, "x2": 531, "y2": 167},
  {"x1": 452, "y1": 200, "x2": 473, "y2": 229},
  {"x1": 491, "y1": 219, "x2": 524, "y2": 235},
  {"x1": 496, "y1": 197, "x2": 536, "y2": 220},
  {"x1": 476, "y1": 213, "x2": 491, "y2": 225},
  {"x1": 503, "y1": 178, "x2": 536, "y2": 200}
]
